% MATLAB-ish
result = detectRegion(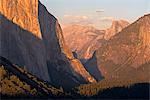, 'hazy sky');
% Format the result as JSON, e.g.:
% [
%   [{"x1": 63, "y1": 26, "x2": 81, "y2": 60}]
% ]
[{"x1": 40, "y1": 0, "x2": 150, "y2": 29}]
